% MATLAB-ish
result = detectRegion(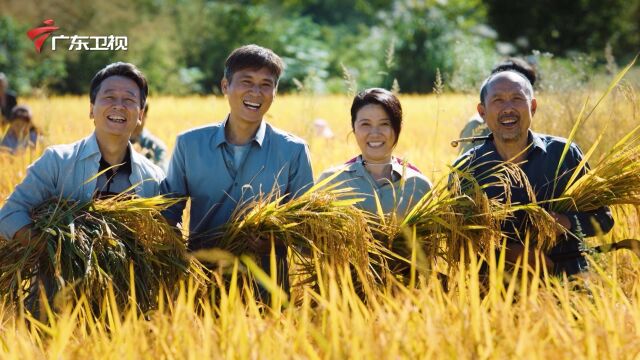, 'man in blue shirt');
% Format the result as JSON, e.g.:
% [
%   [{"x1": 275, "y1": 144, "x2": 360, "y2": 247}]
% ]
[
  {"x1": 0, "y1": 62, "x2": 164, "y2": 245},
  {"x1": 454, "y1": 70, "x2": 614, "y2": 276},
  {"x1": 161, "y1": 45, "x2": 314, "y2": 294}
]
